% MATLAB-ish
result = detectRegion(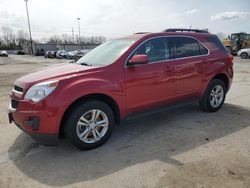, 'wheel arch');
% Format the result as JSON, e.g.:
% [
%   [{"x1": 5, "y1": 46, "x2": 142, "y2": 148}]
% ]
[
  {"x1": 212, "y1": 73, "x2": 229, "y2": 91},
  {"x1": 59, "y1": 93, "x2": 121, "y2": 137}
]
